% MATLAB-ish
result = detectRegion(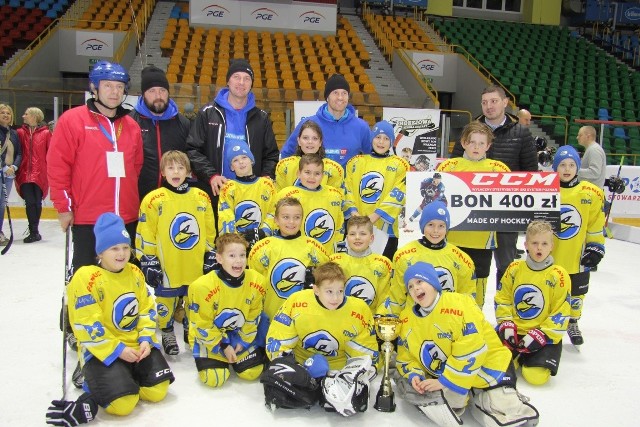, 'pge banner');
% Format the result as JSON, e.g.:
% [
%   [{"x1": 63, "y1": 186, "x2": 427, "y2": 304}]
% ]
[
  {"x1": 76, "y1": 31, "x2": 114, "y2": 57},
  {"x1": 604, "y1": 165, "x2": 640, "y2": 216},
  {"x1": 404, "y1": 171, "x2": 560, "y2": 233},
  {"x1": 383, "y1": 107, "x2": 440, "y2": 172},
  {"x1": 412, "y1": 52, "x2": 445, "y2": 77}
]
